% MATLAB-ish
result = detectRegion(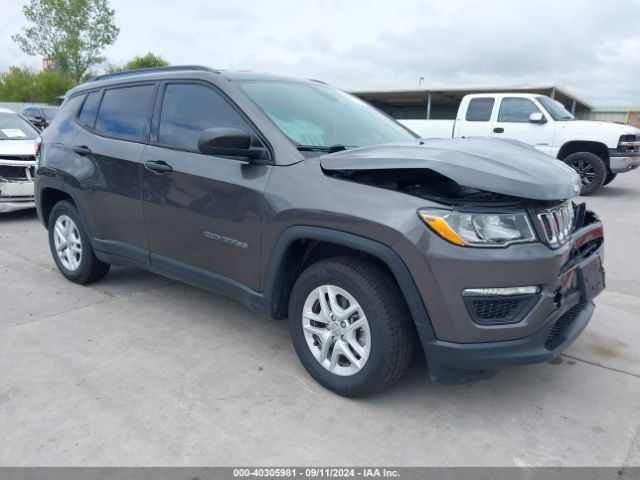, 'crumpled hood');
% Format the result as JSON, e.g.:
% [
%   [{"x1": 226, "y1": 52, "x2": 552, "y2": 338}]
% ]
[
  {"x1": 0, "y1": 139, "x2": 36, "y2": 157},
  {"x1": 320, "y1": 137, "x2": 582, "y2": 201}
]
